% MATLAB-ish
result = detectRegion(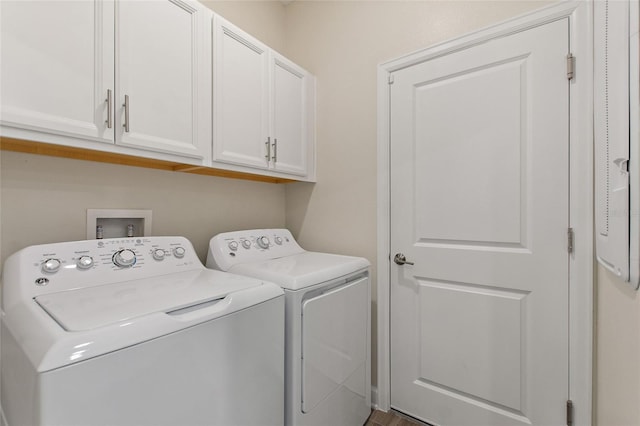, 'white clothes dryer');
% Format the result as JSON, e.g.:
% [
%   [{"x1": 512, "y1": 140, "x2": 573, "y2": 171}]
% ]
[
  {"x1": 1, "y1": 236, "x2": 284, "y2": 426},
  {"x1": 207, "y1": 229, "x2": 371, "y2": 426}
]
